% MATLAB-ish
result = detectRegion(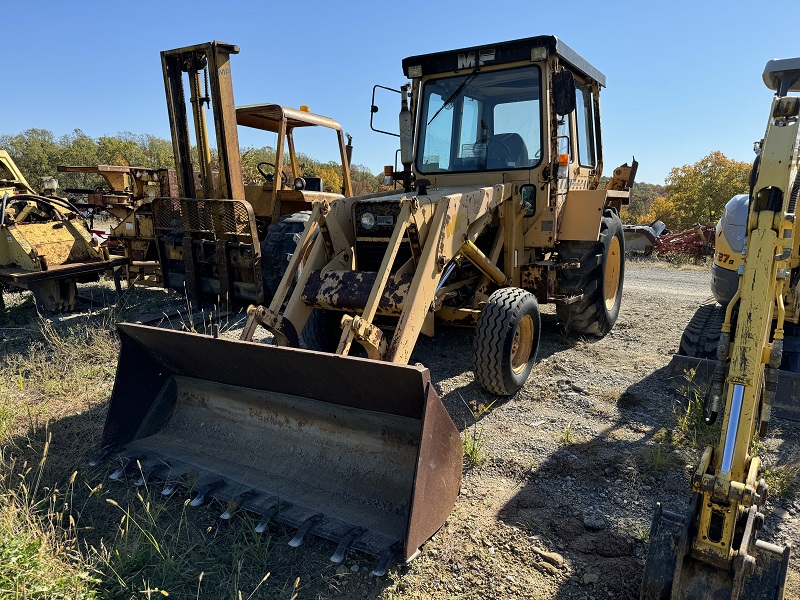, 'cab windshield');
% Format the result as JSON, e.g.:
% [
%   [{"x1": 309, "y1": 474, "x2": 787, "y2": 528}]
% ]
[{"x1": 416, "y1": 65, "x2": 542, "y2": 174}]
